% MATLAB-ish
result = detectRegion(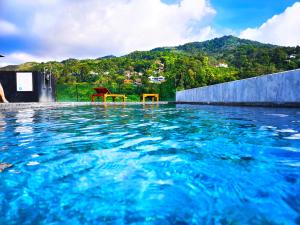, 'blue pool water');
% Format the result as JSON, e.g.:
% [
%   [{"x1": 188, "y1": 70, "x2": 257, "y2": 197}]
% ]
[{"x1": 0, "y1": 104, "x2": 300, "y2": 224}]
